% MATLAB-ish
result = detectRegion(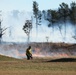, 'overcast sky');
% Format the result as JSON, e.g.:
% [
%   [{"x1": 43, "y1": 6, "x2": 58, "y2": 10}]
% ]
[{"x1": 0, "y1": 0, "x2": 76, "y2": 12}]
